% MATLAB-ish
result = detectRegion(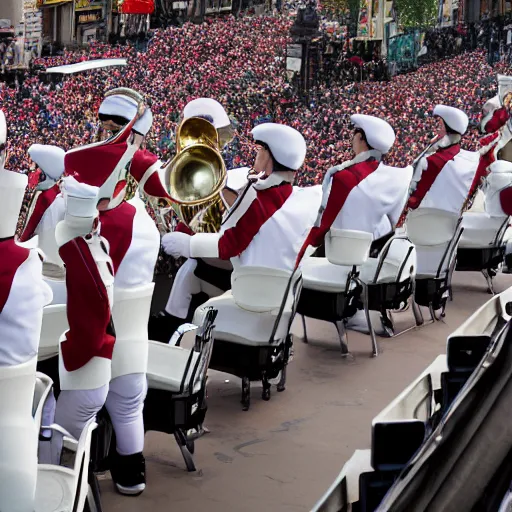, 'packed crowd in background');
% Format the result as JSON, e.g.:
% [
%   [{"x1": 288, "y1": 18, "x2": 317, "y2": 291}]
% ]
[{"x1": 0, "y1": 14, "x2": 510, "y2": 193}]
